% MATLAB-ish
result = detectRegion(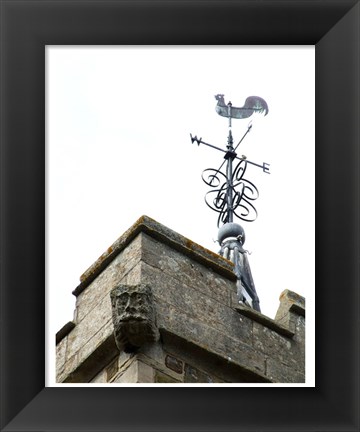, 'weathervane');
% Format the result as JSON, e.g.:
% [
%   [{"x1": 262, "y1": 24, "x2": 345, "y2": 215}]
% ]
[{"x1": 190, "y1": 94, "x2": 269, "y2": 312}]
